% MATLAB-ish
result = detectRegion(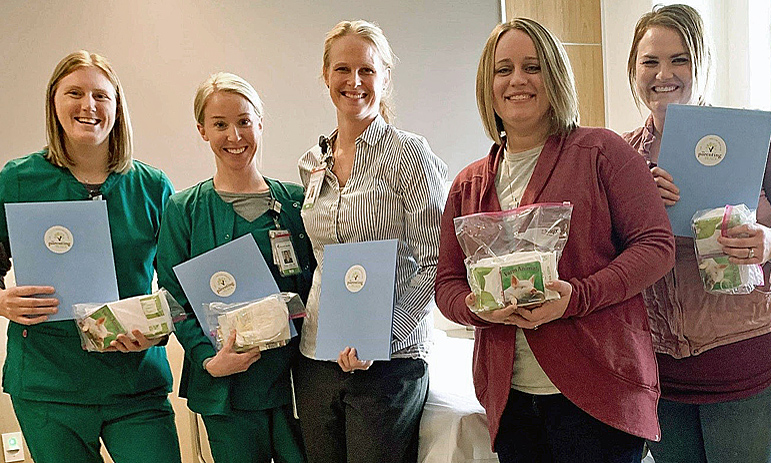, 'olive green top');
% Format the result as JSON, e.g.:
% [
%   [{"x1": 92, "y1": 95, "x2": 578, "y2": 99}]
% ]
[
  {"x1": 157, "y1": 178, "x2": 314, "y2": 415},
  {"x1": 0, "y1": 151, "x2": 174, "y2": 404}
]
